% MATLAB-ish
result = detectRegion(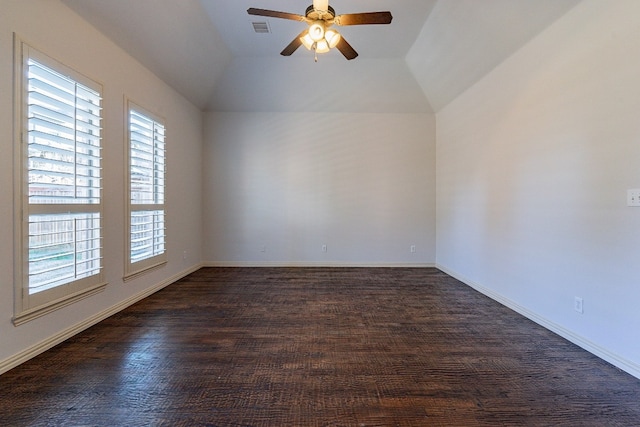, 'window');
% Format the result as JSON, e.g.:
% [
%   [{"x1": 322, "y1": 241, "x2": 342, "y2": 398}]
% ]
[
  {"x1": 14, "y1": 41, "x2": 105, "y2": 324},
  {"x1": 125, "y1": 101, "x2": 166, "y2": 278}
]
